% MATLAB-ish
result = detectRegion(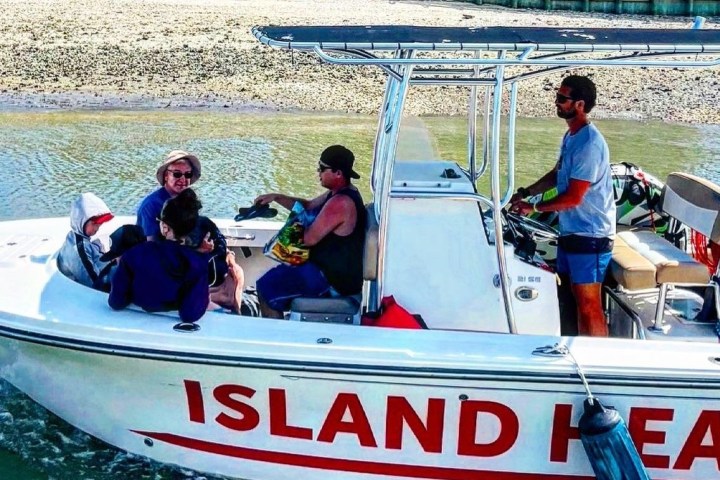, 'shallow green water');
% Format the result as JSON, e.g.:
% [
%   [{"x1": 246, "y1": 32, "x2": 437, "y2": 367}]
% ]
[
  {"x1": 0, "y1": 111, "x2": 378, "y2": 221},
  {"x1": 0, "y1": 110, "x2": 718, "y2": 479}
]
